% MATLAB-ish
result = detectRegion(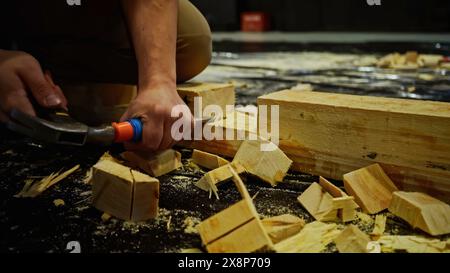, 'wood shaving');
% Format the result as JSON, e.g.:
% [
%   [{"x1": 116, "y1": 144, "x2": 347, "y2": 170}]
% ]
[{"x1": 15, "y1": 165, "x2": 79, "y2": 198}]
